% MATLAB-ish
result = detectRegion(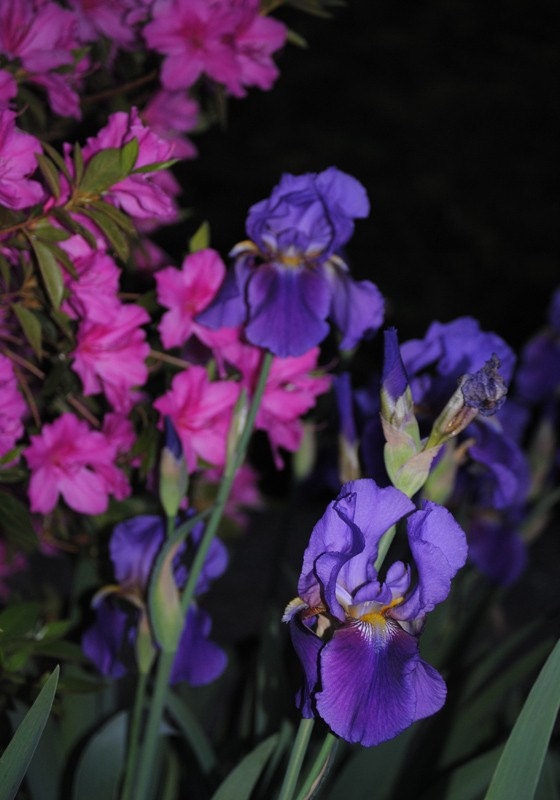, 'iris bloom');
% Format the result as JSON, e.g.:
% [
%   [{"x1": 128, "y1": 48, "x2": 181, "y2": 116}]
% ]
[
  {"x1": 197, "y1": 167, "x2": 384, "y2": 358},
  {"x1": 283, "y1": 479, "x2": 467, "y2": 746}
]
